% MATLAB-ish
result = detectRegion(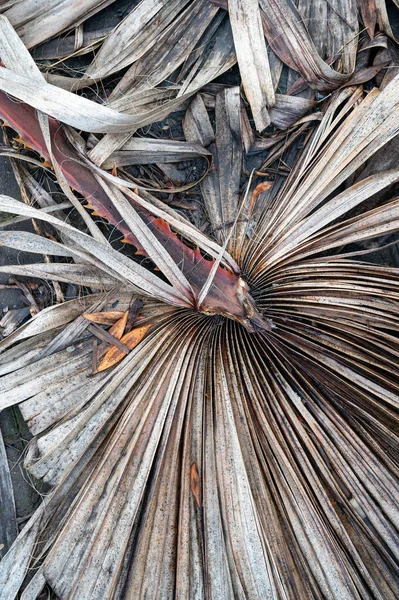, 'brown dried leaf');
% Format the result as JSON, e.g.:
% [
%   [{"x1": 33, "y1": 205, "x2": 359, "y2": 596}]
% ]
[
  {"x1": 95, "y1": 323, "x2": 152, "y2": 373},
  {"x1": 108, "y1": 310, "x2": 129, "y2": 340},
  {"x1": 190, "y1": 462, "x2": 201, "y2": 508},
  {"x1": 251, "y1": 181, "x2": 273, "y2": 210},
  {"x1": 82, "y1": 311, "x2": 125, "y2": 326}
]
